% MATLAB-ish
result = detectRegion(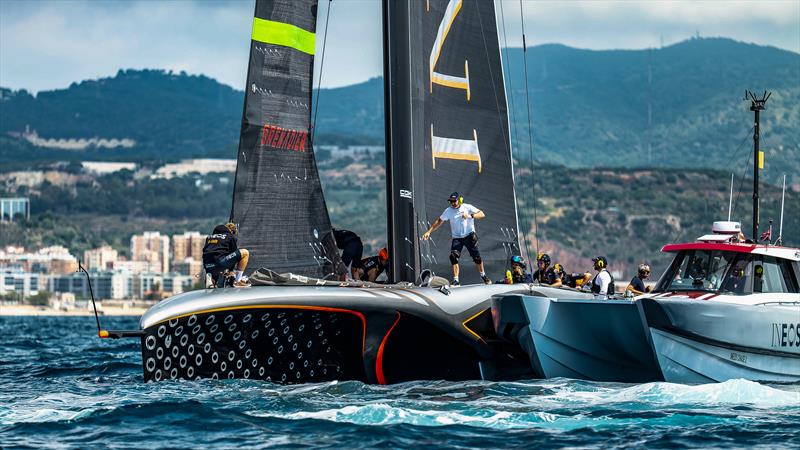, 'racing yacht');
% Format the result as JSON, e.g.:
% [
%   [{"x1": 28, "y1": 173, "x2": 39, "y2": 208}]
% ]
[{"x1": 103, "y1": 0, "x2": 546, "y2": 384}]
